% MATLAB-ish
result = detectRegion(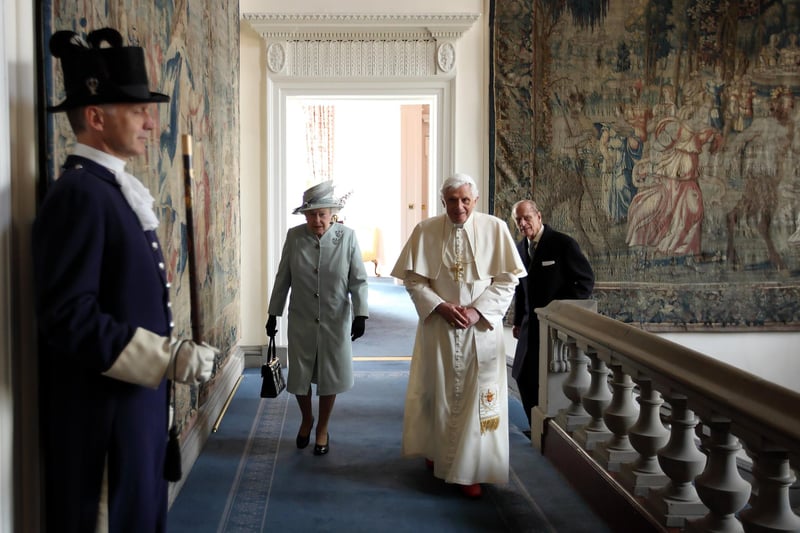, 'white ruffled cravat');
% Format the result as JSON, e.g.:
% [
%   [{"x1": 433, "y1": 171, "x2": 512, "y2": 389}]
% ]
[
  {"x1": 114, "y1": 170, "x2": 160, "y2": 231},
  {"x1": 72, "y1": 143, "x2": 159, "y2": 231}
]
